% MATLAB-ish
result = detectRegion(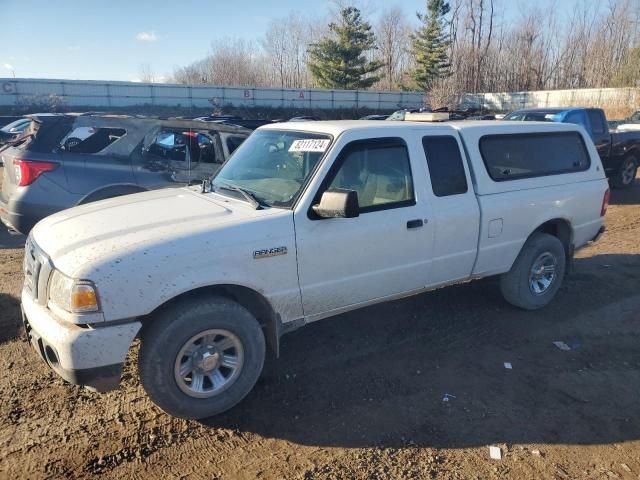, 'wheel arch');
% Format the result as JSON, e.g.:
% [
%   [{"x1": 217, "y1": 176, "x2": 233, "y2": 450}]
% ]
[
  {"x1": 139, "y1": 284, "x2": 281, "y2": 356},
  {"x1": 77, "y1": 183, "x2": 147, "y2": 205},
  {"x1": 624, "y1": 147, "x2": 640, "y2": 161},
  {"x1": 530, "y1": 217, "x2": 574, "y2": 267}
]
